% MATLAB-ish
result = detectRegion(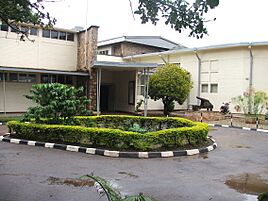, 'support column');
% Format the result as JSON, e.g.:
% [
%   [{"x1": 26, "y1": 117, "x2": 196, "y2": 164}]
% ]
[
  {"x1": 96, "y1": 68, "x2": 101, "y2": 116},
  {"x1": 3, "y1": 72, "x2": 6, "y2": 115},
  {"x1": 194, "y1": 50, "x2": 201, "y2": 105},
  {"x1": 143, "y1": 68, "x2": 149, "y2": 117}
]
